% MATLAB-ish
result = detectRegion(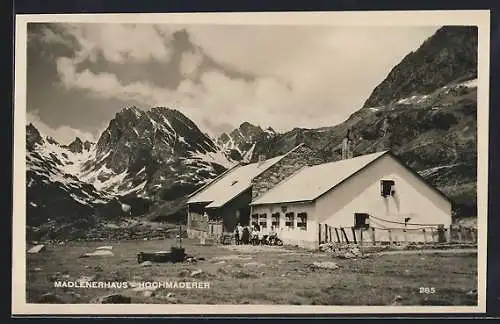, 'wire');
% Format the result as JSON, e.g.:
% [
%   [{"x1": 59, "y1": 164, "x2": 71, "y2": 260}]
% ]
[
  {"x1": 370, "y1": 214, "x2": 444, "y2": 227},
  {"x1": 369, "y1": 219, "x2": 391, "y2": 229}
]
